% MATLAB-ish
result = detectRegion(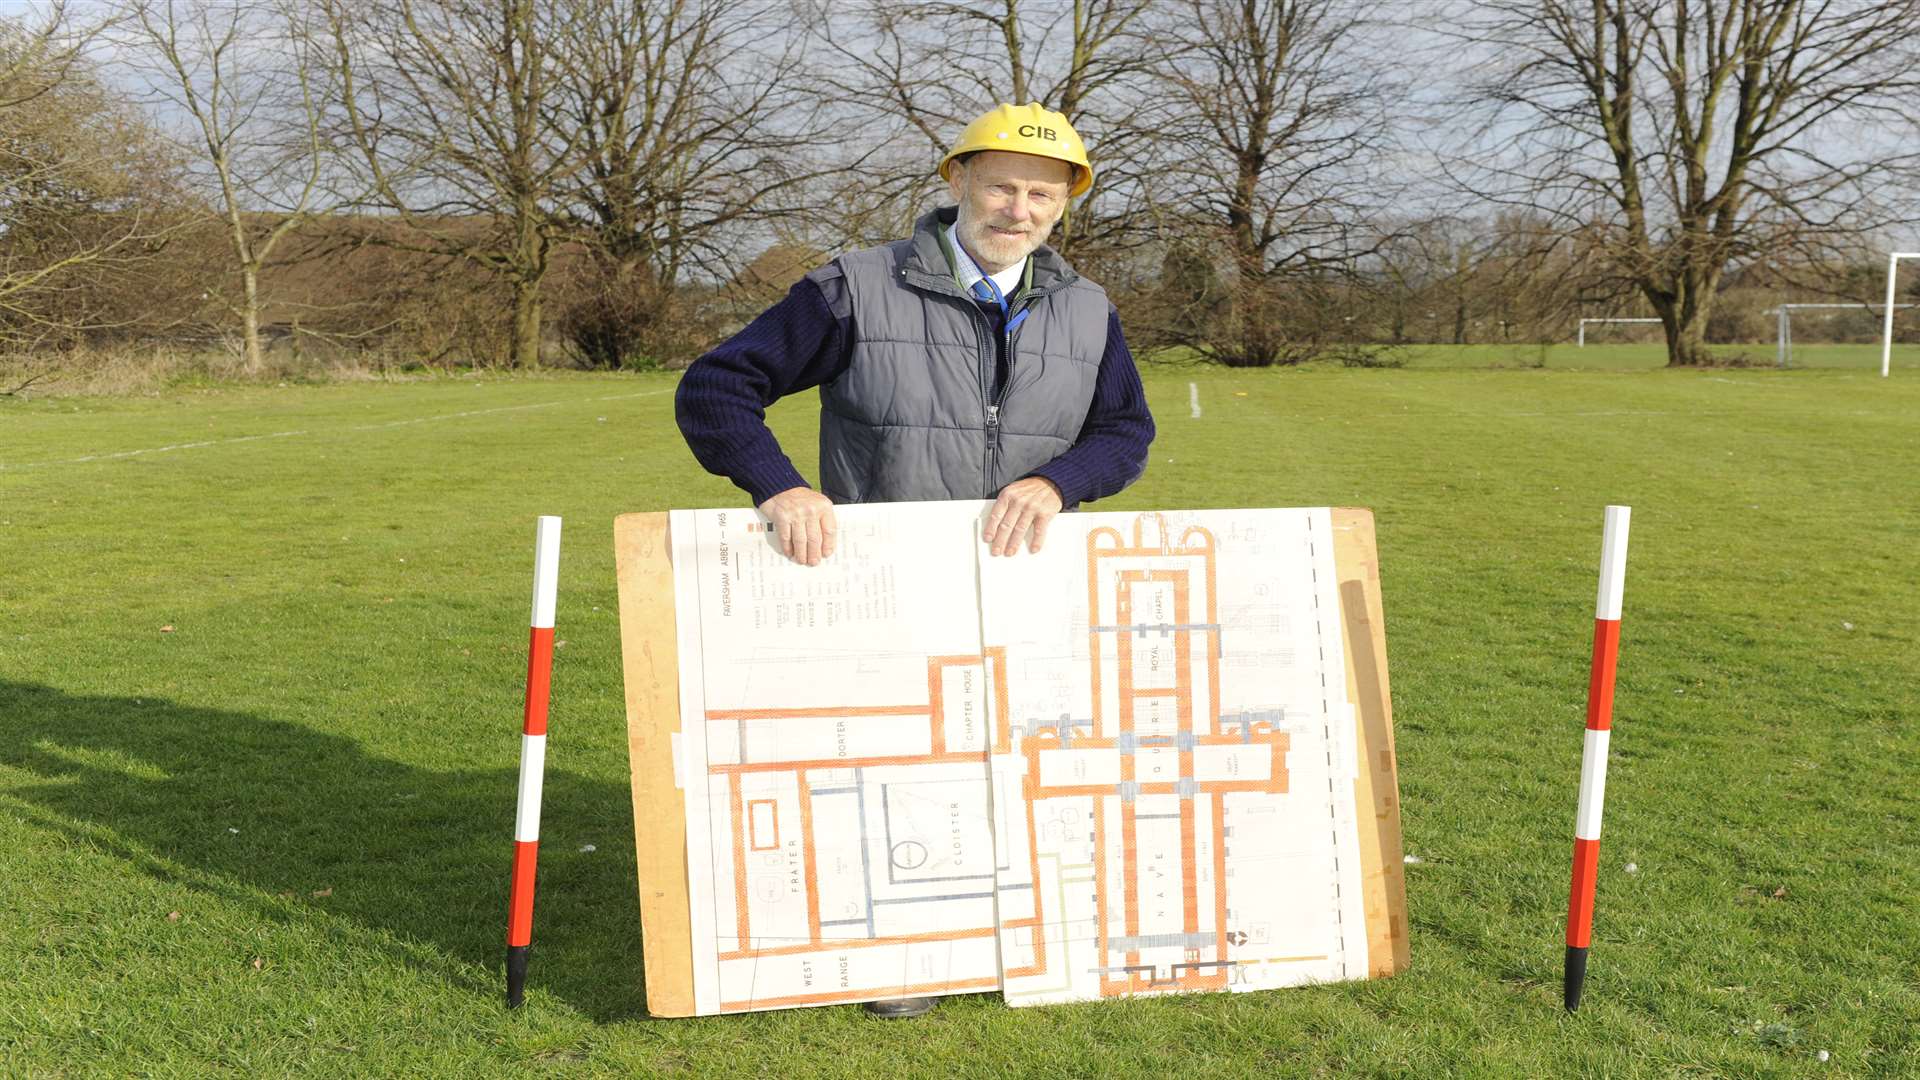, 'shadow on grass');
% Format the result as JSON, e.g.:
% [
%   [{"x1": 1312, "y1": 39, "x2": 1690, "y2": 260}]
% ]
[{"x1": 1, "y1": 680, "x2": 652, "y2": 1021}]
